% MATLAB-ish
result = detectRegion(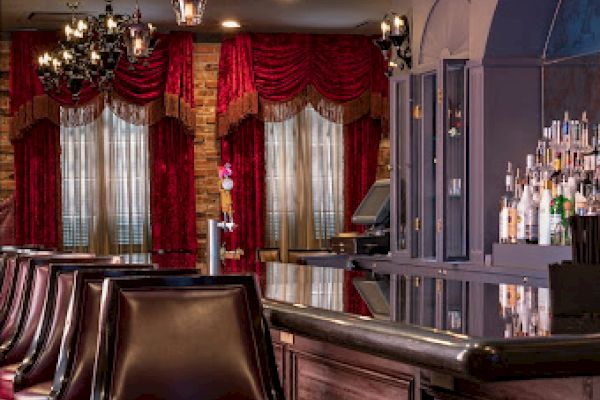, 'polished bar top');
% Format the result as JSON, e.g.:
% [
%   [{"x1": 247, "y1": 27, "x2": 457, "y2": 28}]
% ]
[{"x1": 260, "y1": 262, "x2": 600, "y2": 382}]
